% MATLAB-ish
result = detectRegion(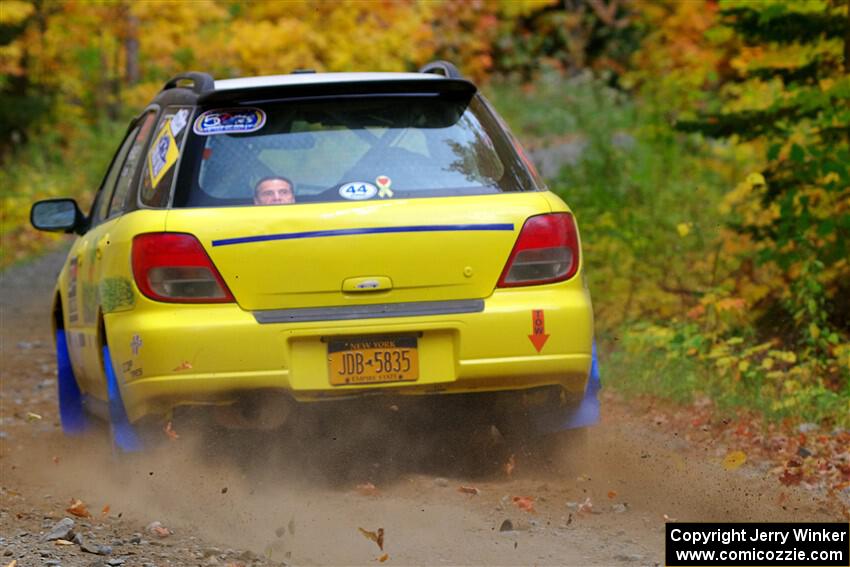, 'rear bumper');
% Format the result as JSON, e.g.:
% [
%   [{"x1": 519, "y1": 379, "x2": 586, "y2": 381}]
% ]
[{"x1": 105, "y1": 284, "x2": 593, "y2": 422}]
